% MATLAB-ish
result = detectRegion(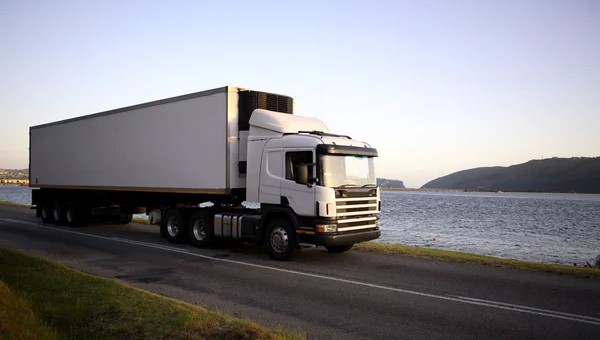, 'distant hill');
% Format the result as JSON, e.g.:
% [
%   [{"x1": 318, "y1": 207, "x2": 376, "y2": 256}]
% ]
[
  {"x1": 421, "y1": 157, "x2": 600, "y2": 193},
  {"x1": 377, "y1": 178, "x2": 405, "y2": 189}
]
